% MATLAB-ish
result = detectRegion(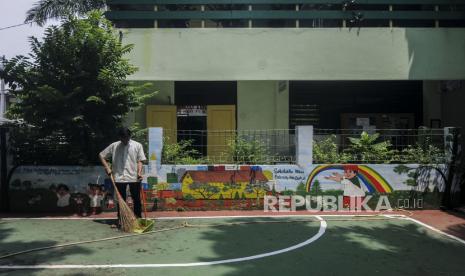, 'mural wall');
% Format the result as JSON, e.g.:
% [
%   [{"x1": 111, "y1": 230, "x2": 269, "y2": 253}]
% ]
[
  {"x1": 9, "y1": 166, "x2": 114, "y2": 214},
  {"x1": 8, "y1": 126, "x2": 447, "y2": 212},
  {"x1": 9, "y1": 163, "x2": 445, "y2": 213}
]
